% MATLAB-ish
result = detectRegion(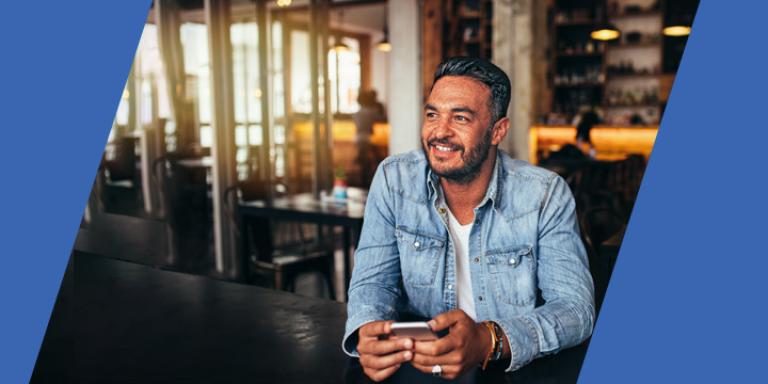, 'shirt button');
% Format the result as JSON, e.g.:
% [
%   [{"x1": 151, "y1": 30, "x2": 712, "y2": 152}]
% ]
[
  {"x1": 478, "y1": 296, "x2": 484, "y2": 302},
  {"x1": 509, "y1": 258, "x2": 517, "y2": 265},
  {"x1": 473, "y1": 257, "x2": 480, "y2": 263},
  {"x1": 447, "y1": 284, "x2": 453, "y2": 290},
  {"x1": 475, "y1": 219, "x2": 480, "y2": 225},
  {"x1": 438, "y1": 207, "x2": 446, "y2": 214},
  {"x1": 414, "y1": 241, "x2": 420, "y2": 248}
]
